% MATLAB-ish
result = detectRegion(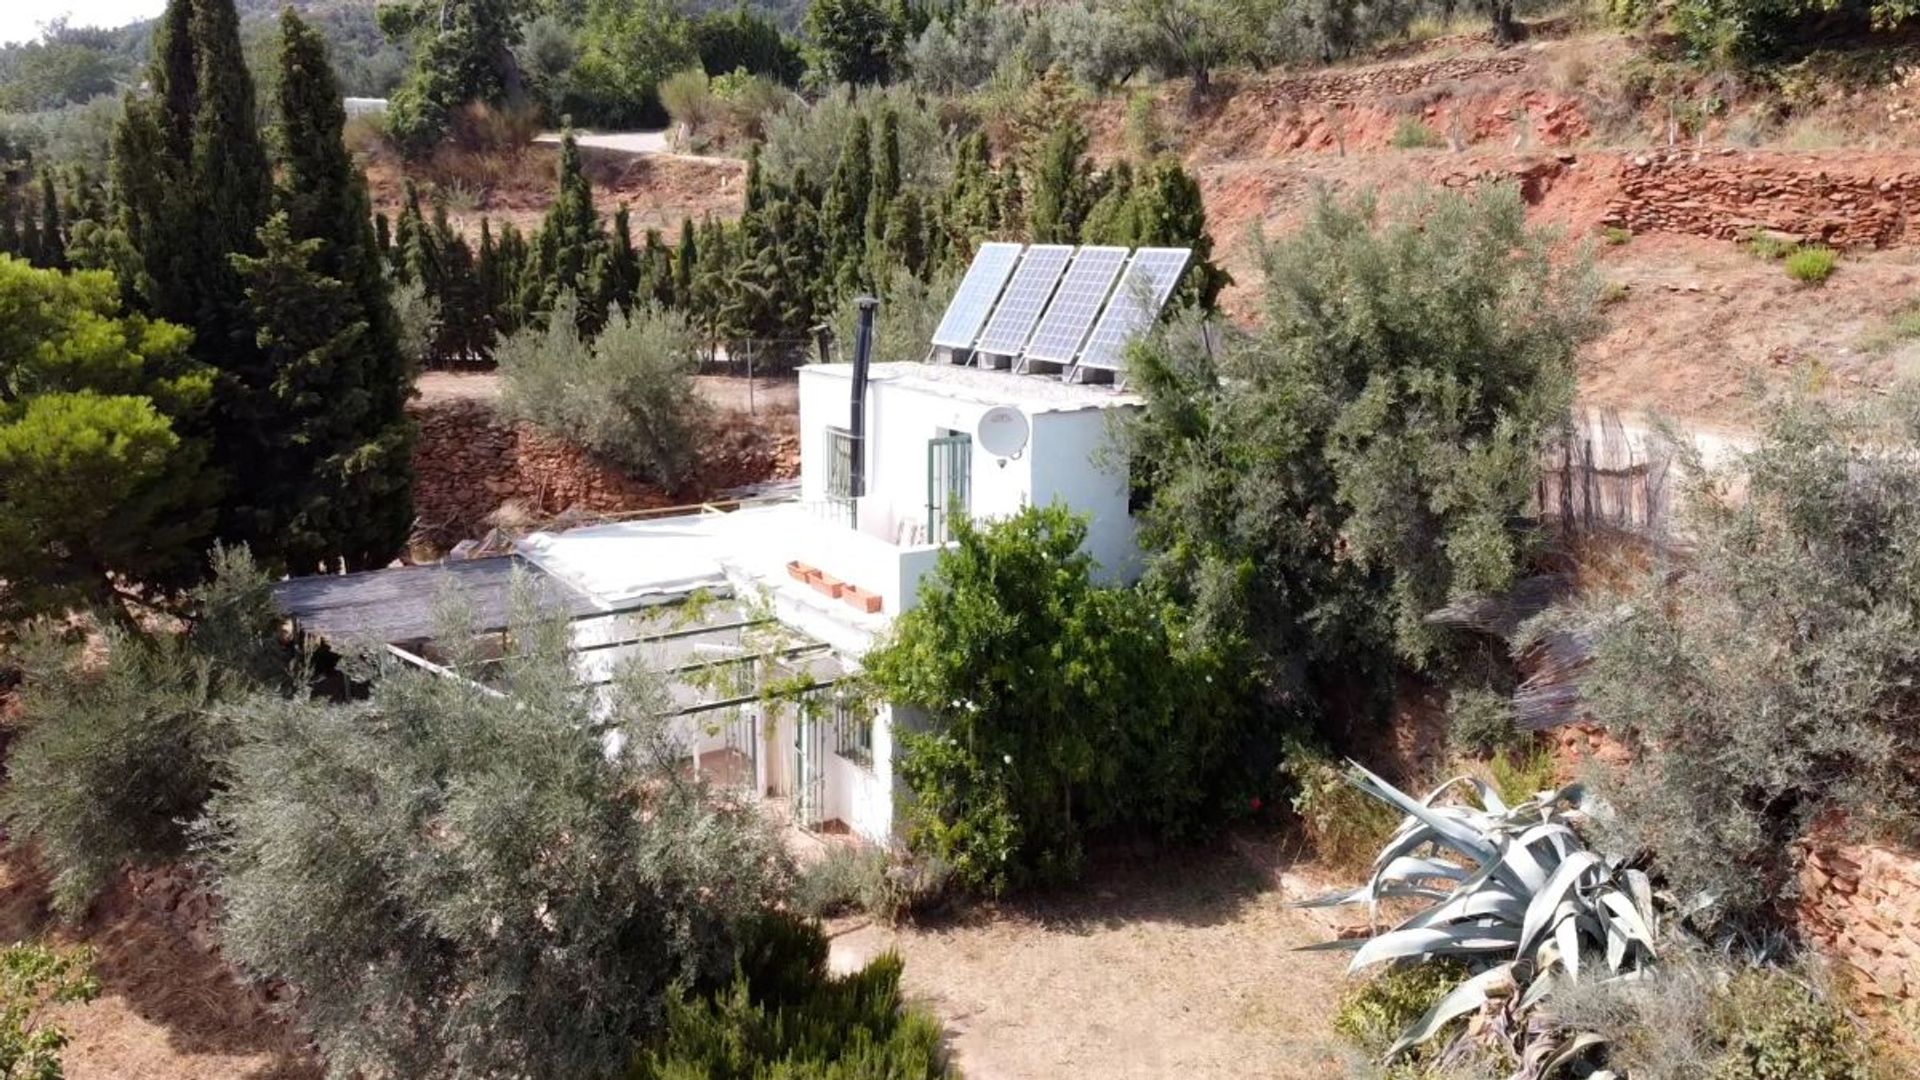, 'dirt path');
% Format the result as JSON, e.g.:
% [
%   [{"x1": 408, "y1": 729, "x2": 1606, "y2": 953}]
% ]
[
  {"x1": 413, "y1": 371, "x2": 799, "y2": 415},
  {"x1": 829, "y1": 836, "x2": 1357, "y2": 1080}
]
